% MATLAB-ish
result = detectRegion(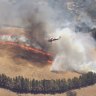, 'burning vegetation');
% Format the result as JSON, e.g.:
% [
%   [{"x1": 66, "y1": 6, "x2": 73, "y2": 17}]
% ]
[{"x1": 0, "y1": 33, "x2": 52, "y2": 64}]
